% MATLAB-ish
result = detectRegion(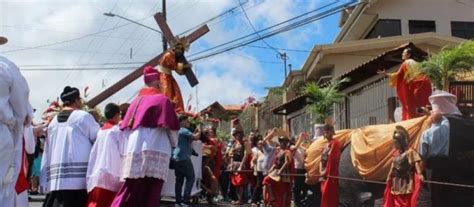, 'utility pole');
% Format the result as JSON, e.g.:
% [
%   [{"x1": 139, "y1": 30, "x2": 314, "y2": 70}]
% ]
[
  {"x1": 162, "y1": 0, "x2": 168, "y2": 52},
  {"x1": 195, "y1": 67, "x2": 199, "y2": 112},
  {"x1": 279, "y1": 52, "x2": 289, "y2": 79}
]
